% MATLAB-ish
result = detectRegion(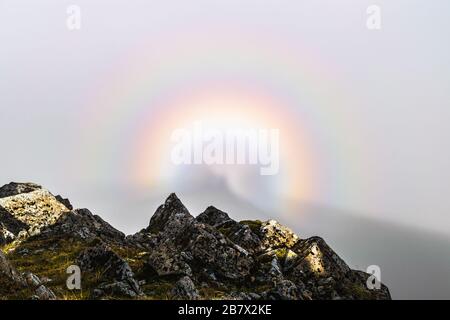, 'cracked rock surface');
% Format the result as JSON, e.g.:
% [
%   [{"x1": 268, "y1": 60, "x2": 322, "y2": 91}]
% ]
[{"x1": 0, "y1": 182, "x2": 391, "y2": 300}]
